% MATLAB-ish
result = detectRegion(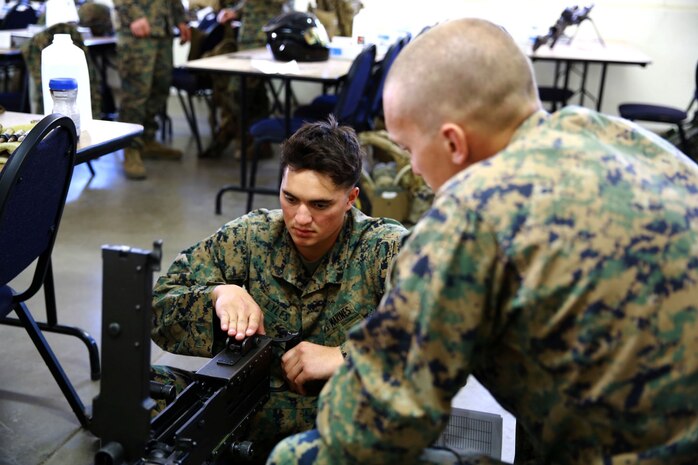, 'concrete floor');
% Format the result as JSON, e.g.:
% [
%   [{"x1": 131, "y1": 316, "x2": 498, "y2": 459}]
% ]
[{"x1": 0, "y1": 97, "x2": 515, "y2": 465}]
